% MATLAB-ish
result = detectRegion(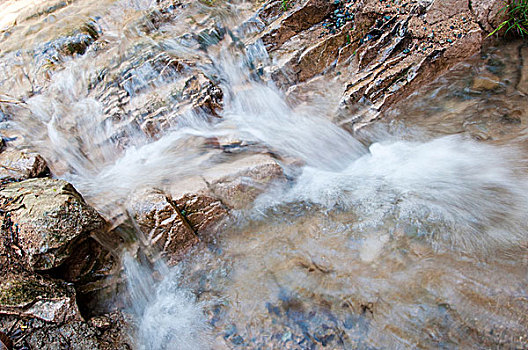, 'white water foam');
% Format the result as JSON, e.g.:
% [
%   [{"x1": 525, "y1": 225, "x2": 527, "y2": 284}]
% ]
[
  {"x1": 123, "y1": 254, "x2": 212, "y2": 350},
  {"x1": 255, "y1": 134, "x2": 528, "y2": 253}
]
